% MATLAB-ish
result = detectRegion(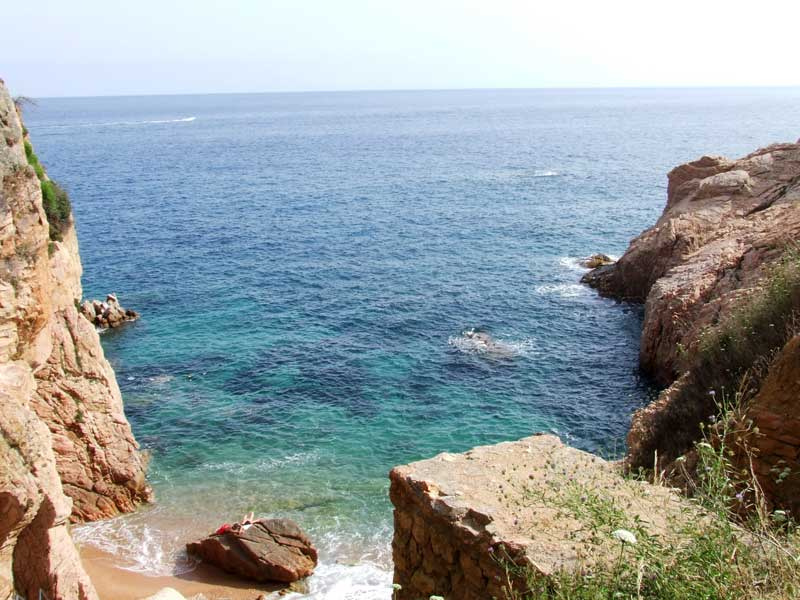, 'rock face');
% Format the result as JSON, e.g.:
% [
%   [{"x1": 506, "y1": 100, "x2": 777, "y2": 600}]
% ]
[
  {"x1": 390, "y1": 434, "x2": 702, "y2": 600},
  {"x1": 81, "y1": 294, "x2": 139, "y2": 329},
  {"x1": 0, "y1": 364, "x2": 98, "y2": 600},
  {"x1": 0, "y1": 79, "x2": 150, "y2": 598},
  {"x1": 582, "y1": 142, "x2": 800, "y2": 467},
  {"x1": 747, "y1": 335, "x2": 800, "y2": 514},
  {"x1": 186, "y1": 519, "x2": 318, "y2": 583},
  {"x1": 584, "y1": 143, "x2": 800, "y2": 383}
]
